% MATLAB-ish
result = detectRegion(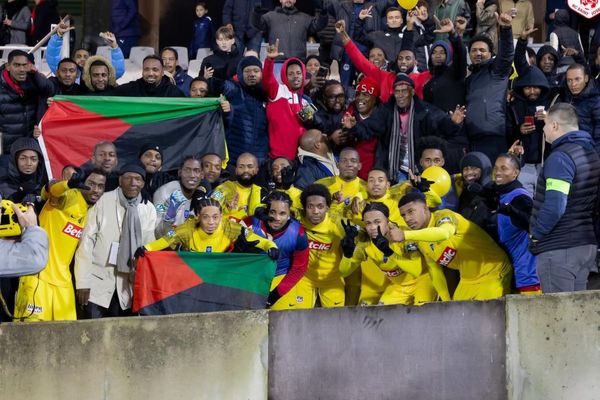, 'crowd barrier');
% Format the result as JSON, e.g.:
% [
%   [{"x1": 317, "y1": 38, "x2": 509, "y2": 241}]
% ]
[{"x1": 0, "y1": 291, "x2": 598, "y2": 400}]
